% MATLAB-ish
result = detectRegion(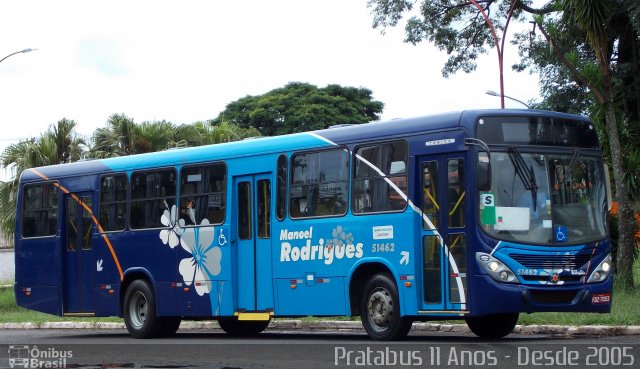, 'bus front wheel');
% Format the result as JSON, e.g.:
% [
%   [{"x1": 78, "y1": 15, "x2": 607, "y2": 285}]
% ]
[
  {"x1": 124, "y1": 280, "x2": 179, "y2": 338},
  {"x1": 218, "y1": 318, "x2": 270, "y2": 336},
  {"x1": 465, "y1": 313, "x2": 519, "y2": 339},
  {"x1": 360, "y1": 273, "x2": 412, "y2": 340}
]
